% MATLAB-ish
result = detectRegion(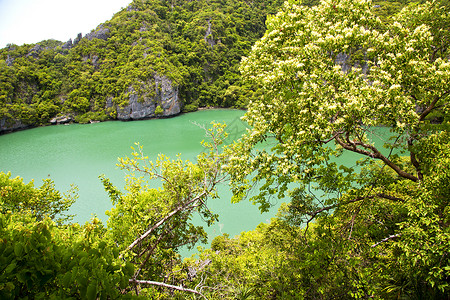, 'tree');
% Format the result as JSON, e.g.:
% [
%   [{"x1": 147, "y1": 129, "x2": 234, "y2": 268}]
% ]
[
  {"x1": 226, "y1": 0, "x2": 449, "y2": 296},
  {"x1": 0, "y1": 122, "x2": 231, "y2": 299},
  {"x1": 101, "y1": 122, "x2": 229, "y2": 298},
  {"x1": 0, "y1": 172, "x2": 76, "y2": 224},
  {"x1": 0, "y1": 213, "x2": 135, "y2": 299},
  {"x1": 0, "y1": 172, "x2": 135, "y2": 299}
]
